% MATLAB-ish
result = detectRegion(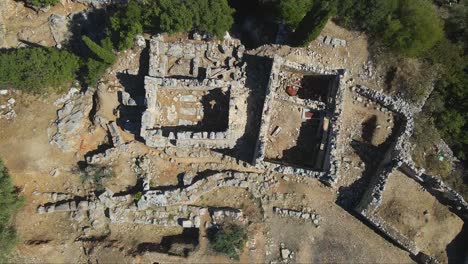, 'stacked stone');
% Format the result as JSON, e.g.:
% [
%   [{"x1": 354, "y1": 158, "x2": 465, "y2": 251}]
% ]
[{"x1": 273, "y1": 207, "x2": 322, "y2": 227}]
